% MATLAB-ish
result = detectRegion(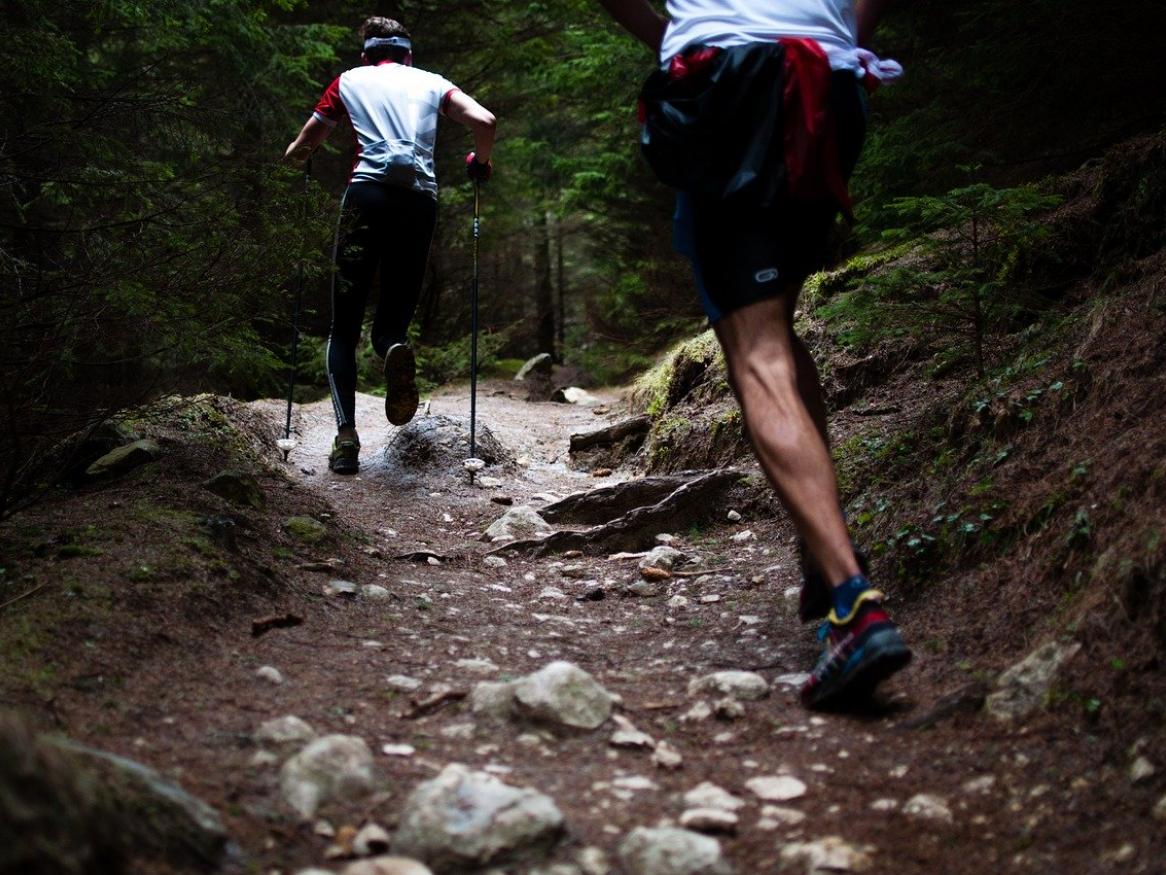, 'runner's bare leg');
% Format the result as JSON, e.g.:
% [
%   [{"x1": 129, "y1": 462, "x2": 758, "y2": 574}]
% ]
[{"x1": 714, "y1": 293, "x2": 858, "y2": 587}]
